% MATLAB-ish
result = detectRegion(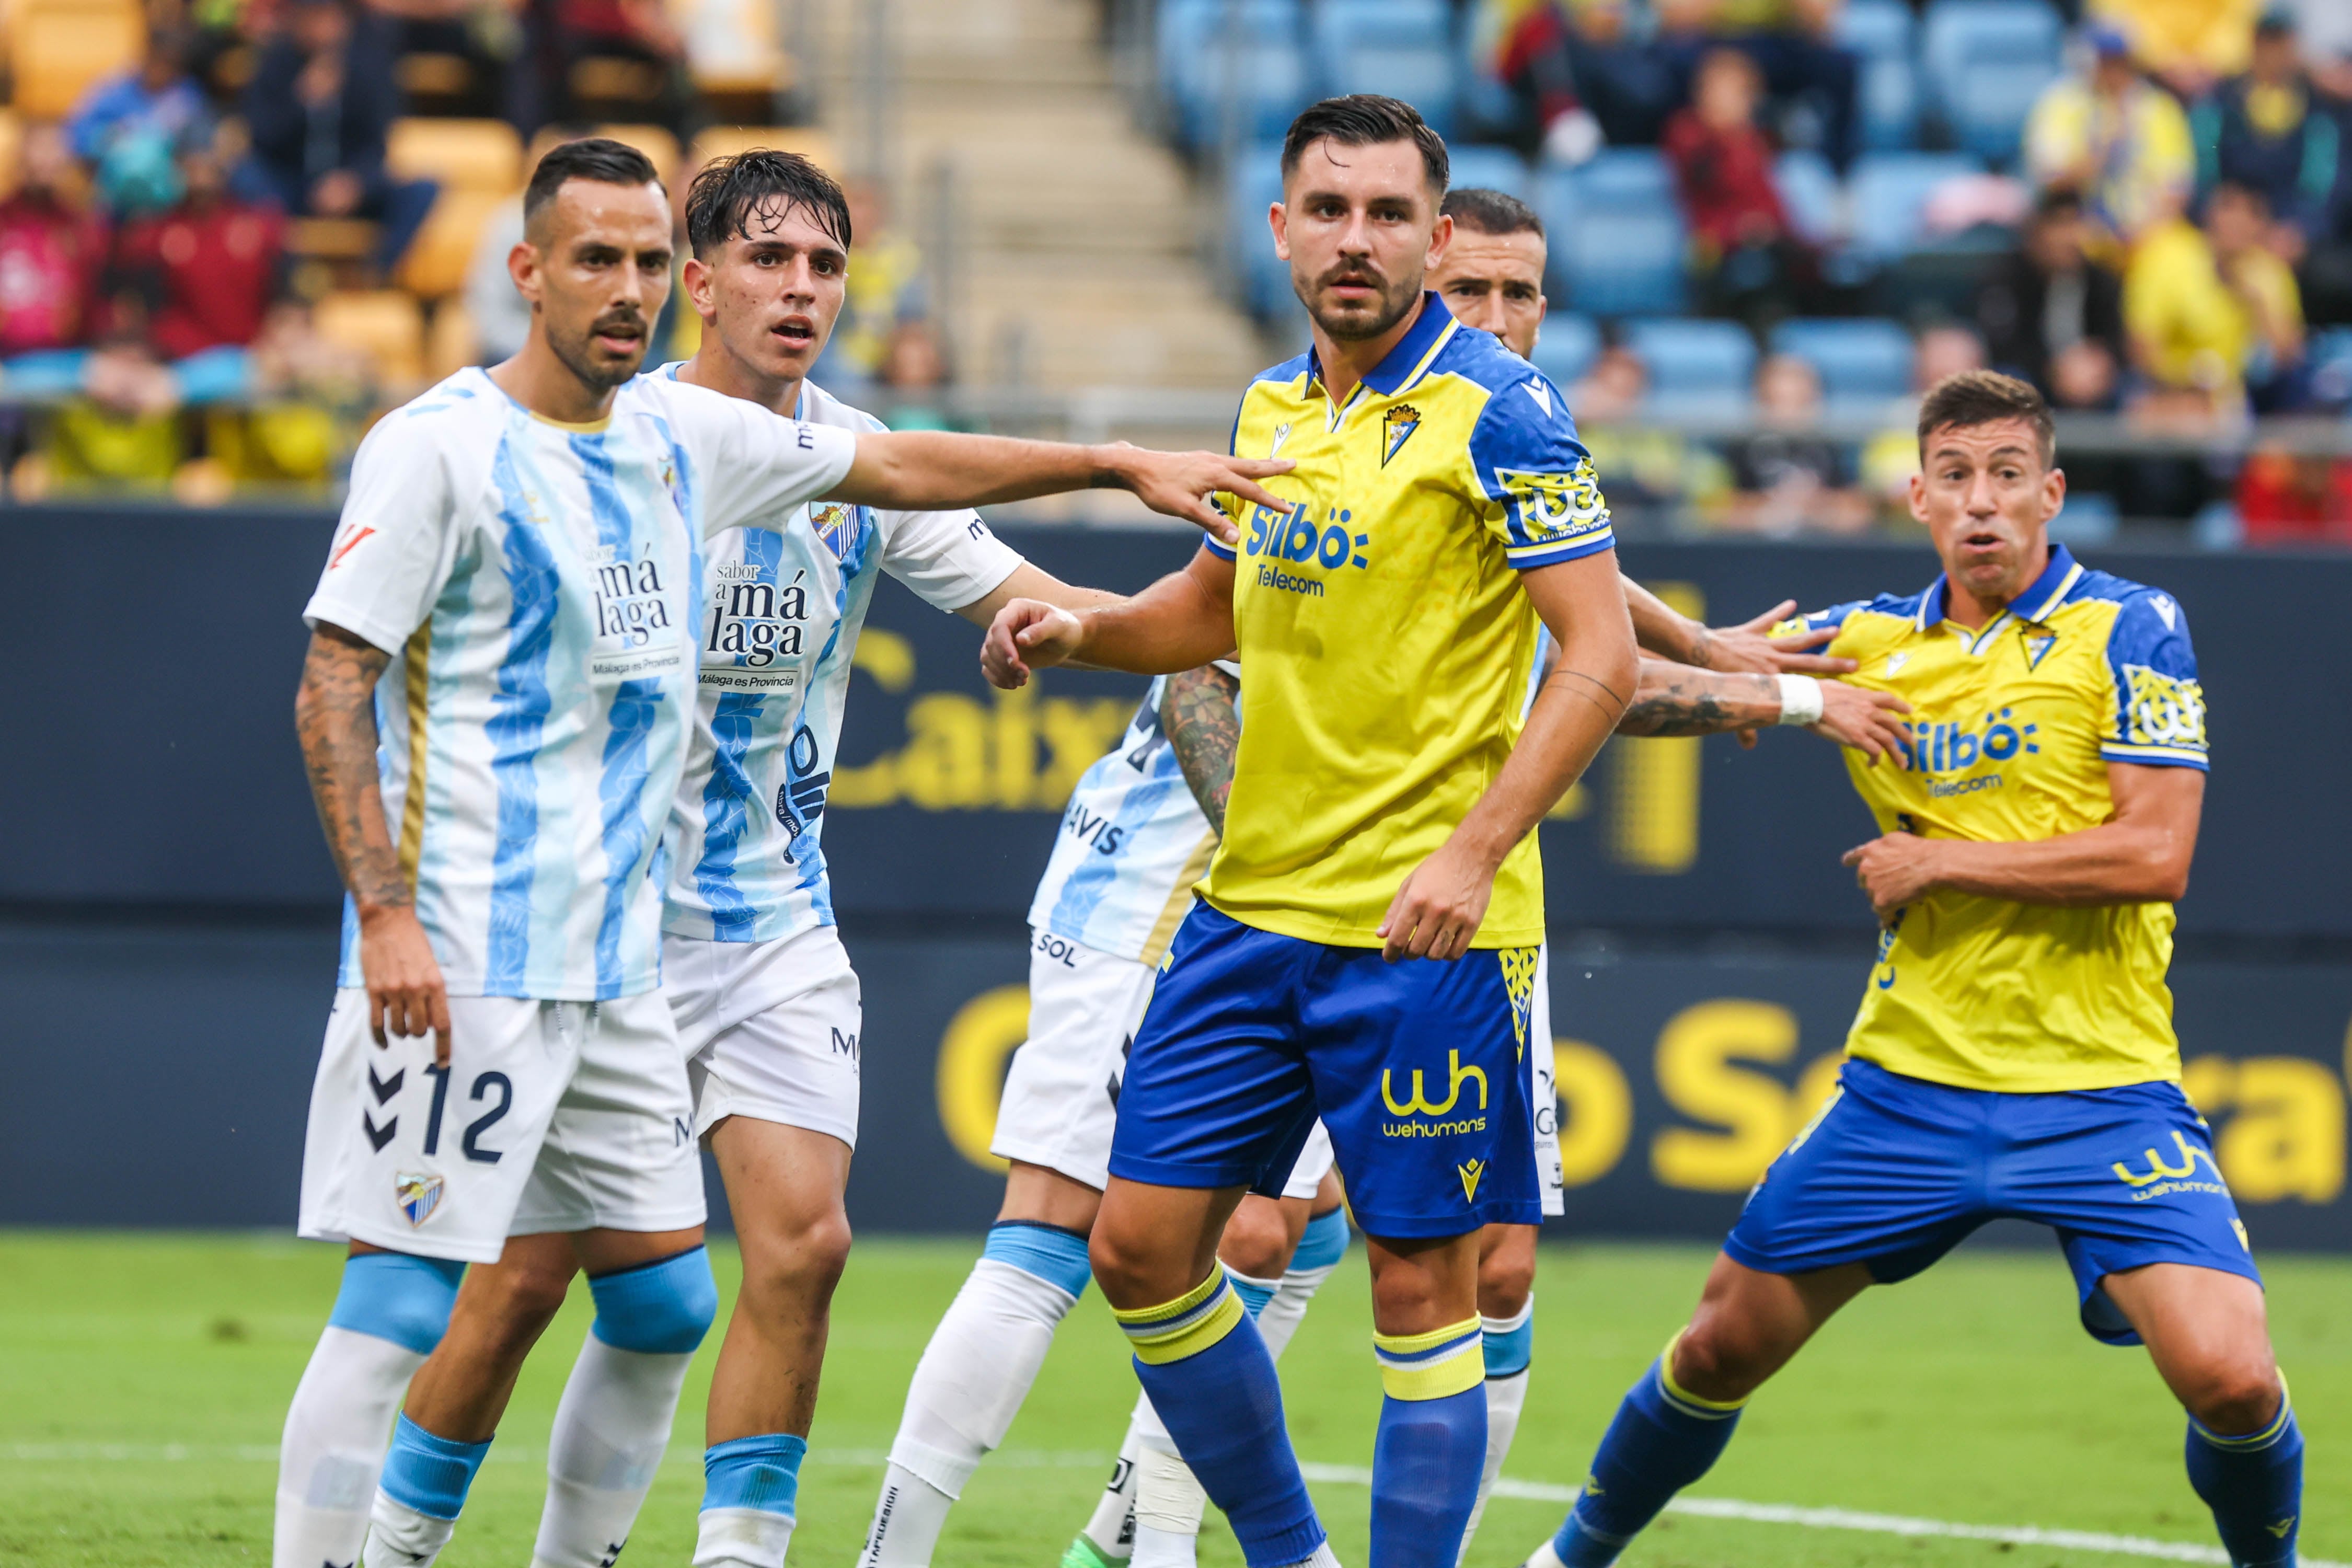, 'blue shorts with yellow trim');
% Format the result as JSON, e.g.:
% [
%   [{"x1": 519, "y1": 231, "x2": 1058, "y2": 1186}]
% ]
[
  {"x1": 1727, "y1": 1057, "x2": 2261, "y2": 1345},
  {"x1": 1106, "y1": 903, "x2": 1541, "y2": 1239}
]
